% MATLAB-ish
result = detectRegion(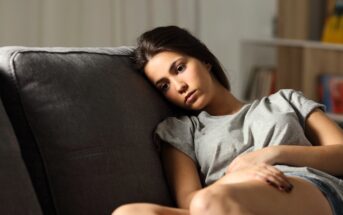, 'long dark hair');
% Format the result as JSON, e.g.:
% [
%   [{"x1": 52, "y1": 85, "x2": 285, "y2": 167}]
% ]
[{"x1": 133, "y1": 26, "x2": 230, "y2": 90}]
